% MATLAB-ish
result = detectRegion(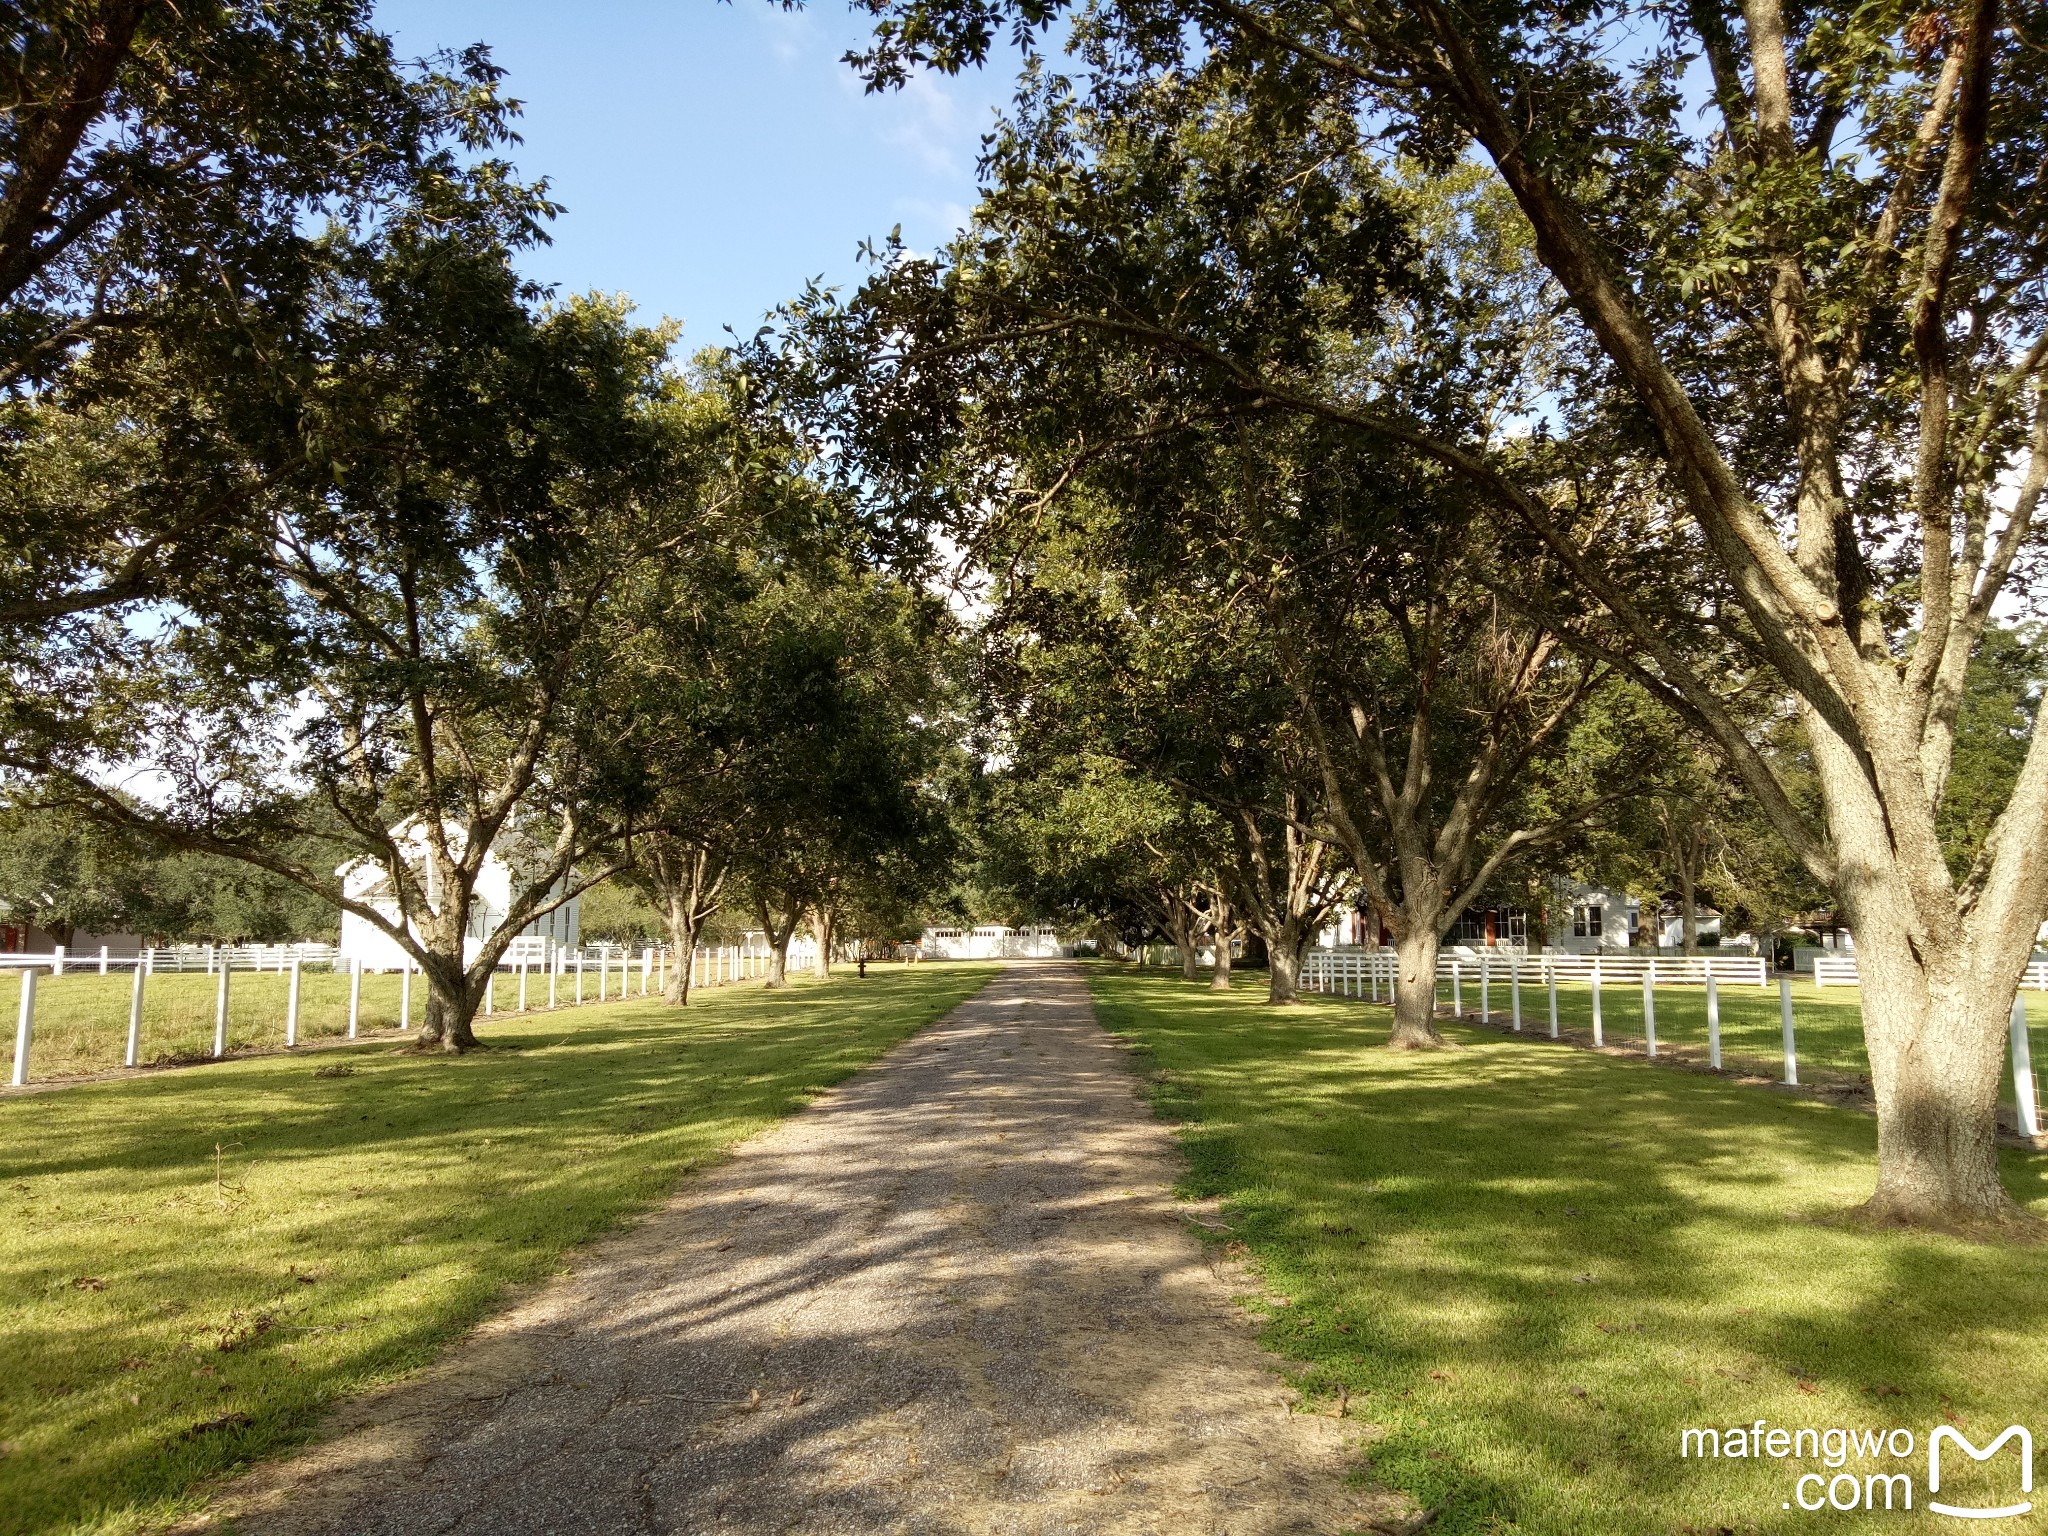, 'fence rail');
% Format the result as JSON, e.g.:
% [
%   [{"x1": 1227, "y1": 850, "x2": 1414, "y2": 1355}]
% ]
[
  {"x1": 1813, "y1": 956, "x2": 2048, "y2": 989},
  {"x1": 1301, "y1": 948, "x2": 1768, "y2": 989},
  {"x1": 3, "y1": 934, "x2": 826, "y2": 1086},
  {"x1": 1298, "y1": 946, "x2": 2045, "y2": 1139}
]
